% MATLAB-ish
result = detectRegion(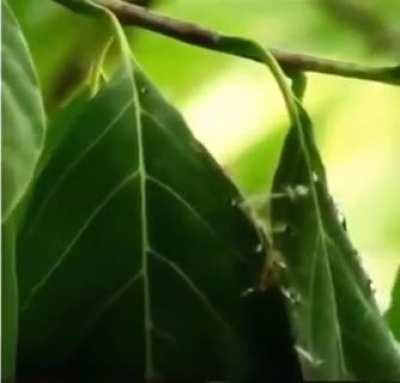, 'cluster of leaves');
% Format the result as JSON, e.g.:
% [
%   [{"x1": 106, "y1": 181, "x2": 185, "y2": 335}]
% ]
[{"x1": 2, "y1": 0, "x2": 400, "y2": 381}]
